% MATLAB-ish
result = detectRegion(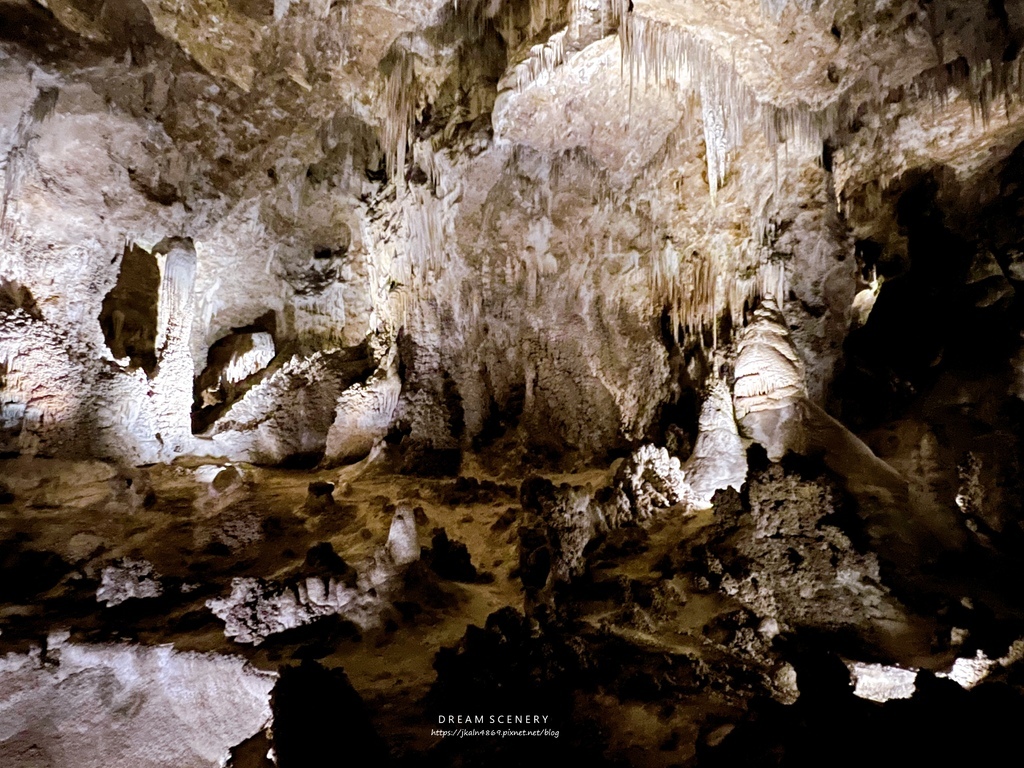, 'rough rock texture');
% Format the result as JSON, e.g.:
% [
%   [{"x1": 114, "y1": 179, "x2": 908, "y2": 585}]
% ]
[
  {"x1": 95, "y1": 557, "x2": 163, "y2": 606},
  {"x1": 0, "y1": 635, "x2": 274, "y2": 768},
  {"x1": 208, "y1": 504, "x2": 420, "y2": 643},
  {"x1": 733, "y1": 297, "x2": 808, "y2": 461},
  {"x1": 520, "y1": 477, "x2": 605, "y2": 583},
  {"x1": 847, "y1": 662, "x2": 918, "y2": 702},
  {"x1": 613, "y1": 444, "x2": 700, "y2": 518},
  {"x1": 207, "y1": 574, "x2": 366, "y2": 645},
  {"x1": 718, "y1": 462, "x2": 901, "y2": 632}
]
